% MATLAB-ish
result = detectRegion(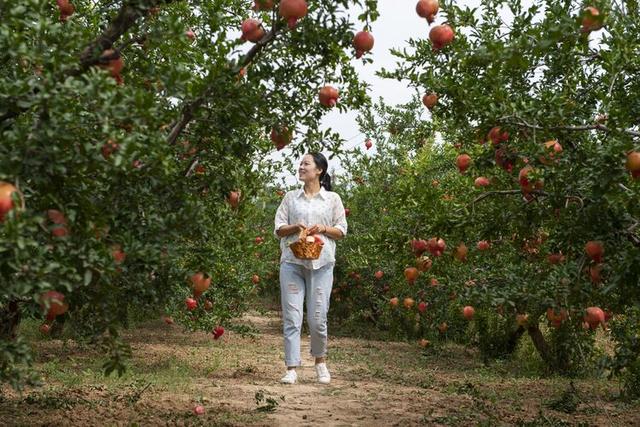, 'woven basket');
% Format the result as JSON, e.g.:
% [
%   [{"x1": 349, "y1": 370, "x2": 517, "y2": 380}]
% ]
[{"x1": 289, "y1": 228, "x2": 323, "y2": 260}]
